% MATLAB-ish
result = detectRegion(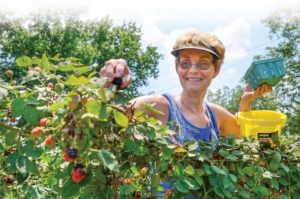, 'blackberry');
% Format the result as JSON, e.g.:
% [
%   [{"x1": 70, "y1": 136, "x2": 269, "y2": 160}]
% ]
[
  {"x1": 112, "y1": 77, "x2": 123, "y2": 88},
  {"x1": 67, "y1": 148, "x2": 78, "y2": 158}
]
